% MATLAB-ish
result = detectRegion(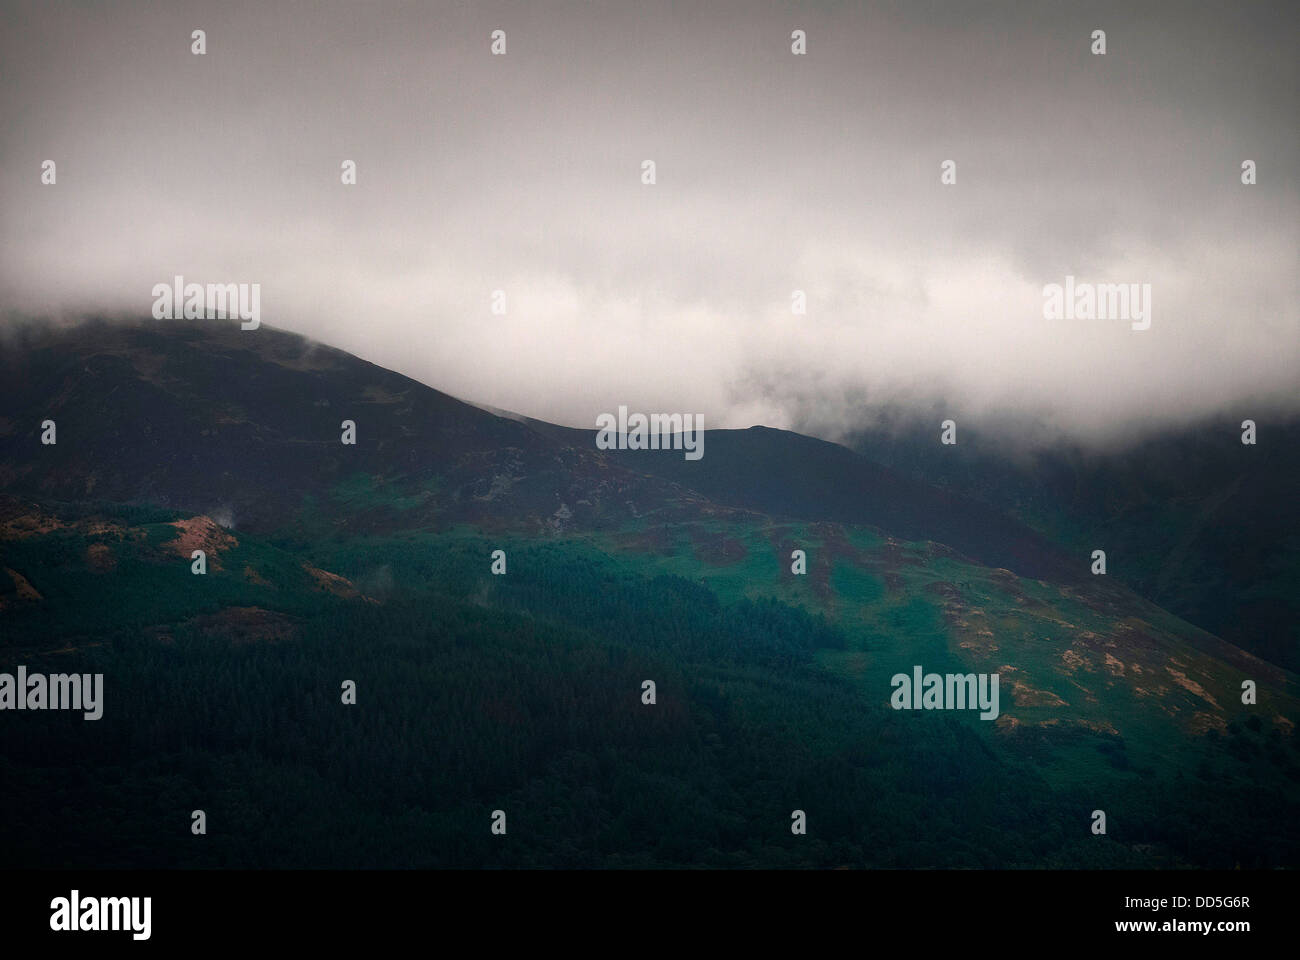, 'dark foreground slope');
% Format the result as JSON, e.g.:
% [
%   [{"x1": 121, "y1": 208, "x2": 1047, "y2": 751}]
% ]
[{"x1": 1, "y1": 318, "x2": 1296, "y2": 869}]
